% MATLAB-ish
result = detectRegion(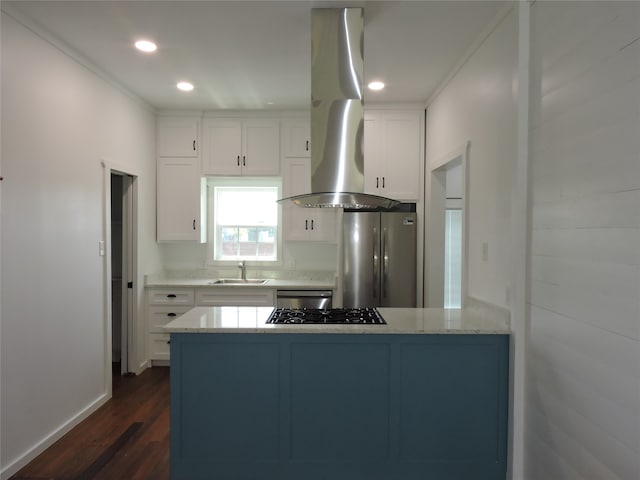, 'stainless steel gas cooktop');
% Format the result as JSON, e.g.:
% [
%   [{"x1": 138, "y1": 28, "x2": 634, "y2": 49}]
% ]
[{"x1": 266, "y1": 307, "x2": 386, "y2": 325}]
